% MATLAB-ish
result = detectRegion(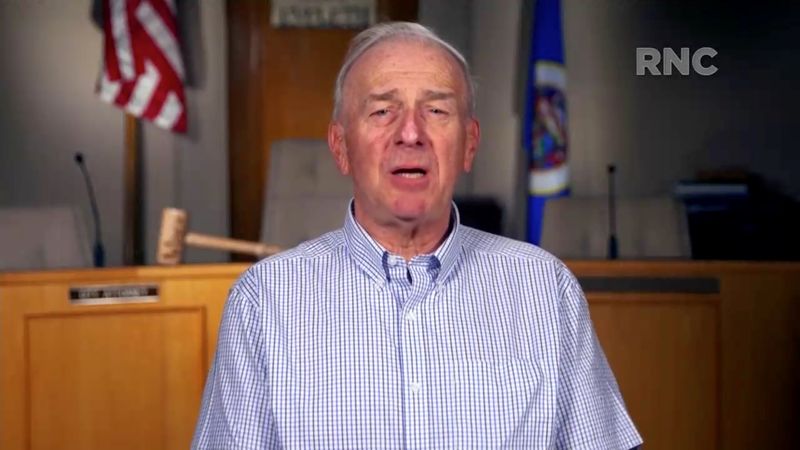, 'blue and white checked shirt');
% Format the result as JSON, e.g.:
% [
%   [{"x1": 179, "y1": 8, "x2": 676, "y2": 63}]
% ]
[{"x1": 192, "y1": 202, "x2": 642, "y2": 449}]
